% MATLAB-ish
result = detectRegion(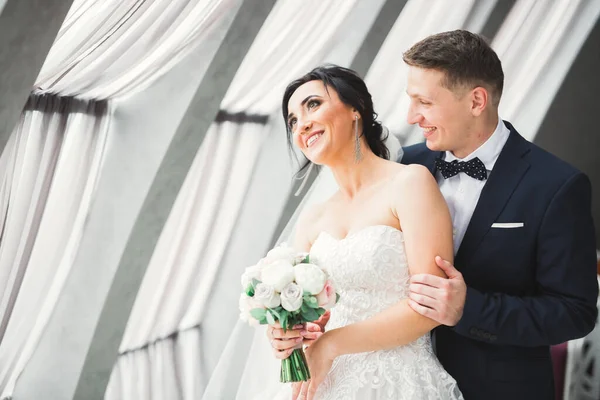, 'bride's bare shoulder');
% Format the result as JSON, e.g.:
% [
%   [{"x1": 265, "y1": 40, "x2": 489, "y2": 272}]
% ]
[
  {"x1": 391, "y1": 163, "x2": 435, "y2": 185},
  {"x1": 387, "y1": 163, "x2": 439, "y2": 204},
  {"x1": 297, "y1": 201, "x2": 327, "y2": 227}
]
